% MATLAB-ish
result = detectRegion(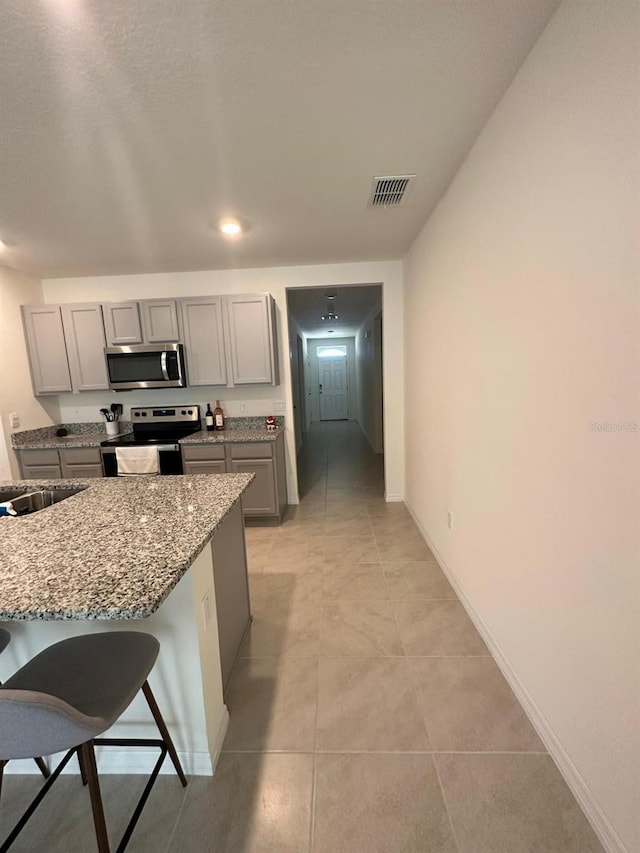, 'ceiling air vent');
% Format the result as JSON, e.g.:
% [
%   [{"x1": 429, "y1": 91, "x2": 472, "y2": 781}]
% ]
[{"x1": 369, "y1": 174, "x2": 416, "y2": 207}]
